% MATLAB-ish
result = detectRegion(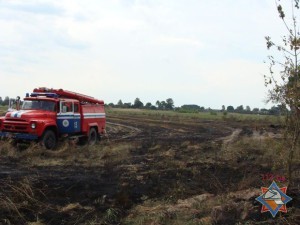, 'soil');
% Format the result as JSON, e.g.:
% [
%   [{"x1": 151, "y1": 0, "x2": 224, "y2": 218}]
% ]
[{"x1": 0, "y1": 111, "x2": 299, "y2": 225}]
